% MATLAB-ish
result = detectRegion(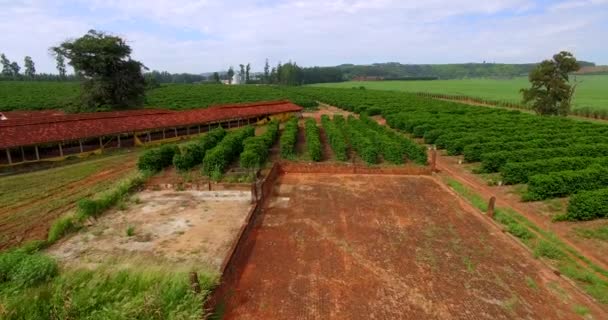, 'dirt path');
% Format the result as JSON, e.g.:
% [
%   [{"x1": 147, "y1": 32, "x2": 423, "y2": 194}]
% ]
[
  {"x1": 318, "y1": 127, "x2": 334, "y2": 162},
  {"x1": 221, "y1": 173, "x2": 605, "y2": 319},
  {"x1": 434, "y1": 153, "x2": 608, "y2": 271}
]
